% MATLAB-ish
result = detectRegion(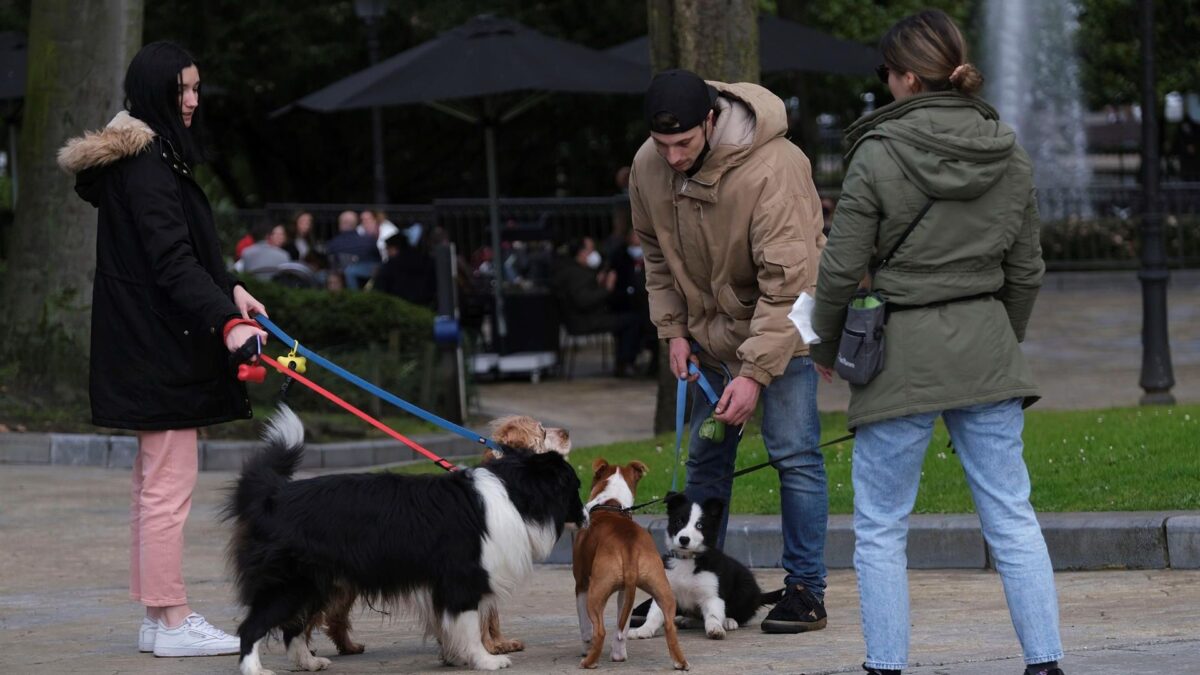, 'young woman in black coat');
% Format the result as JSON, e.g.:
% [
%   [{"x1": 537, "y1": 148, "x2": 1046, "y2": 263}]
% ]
[{"x1": 58, "y1": 42, "x2": 267, "y2": 658}]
